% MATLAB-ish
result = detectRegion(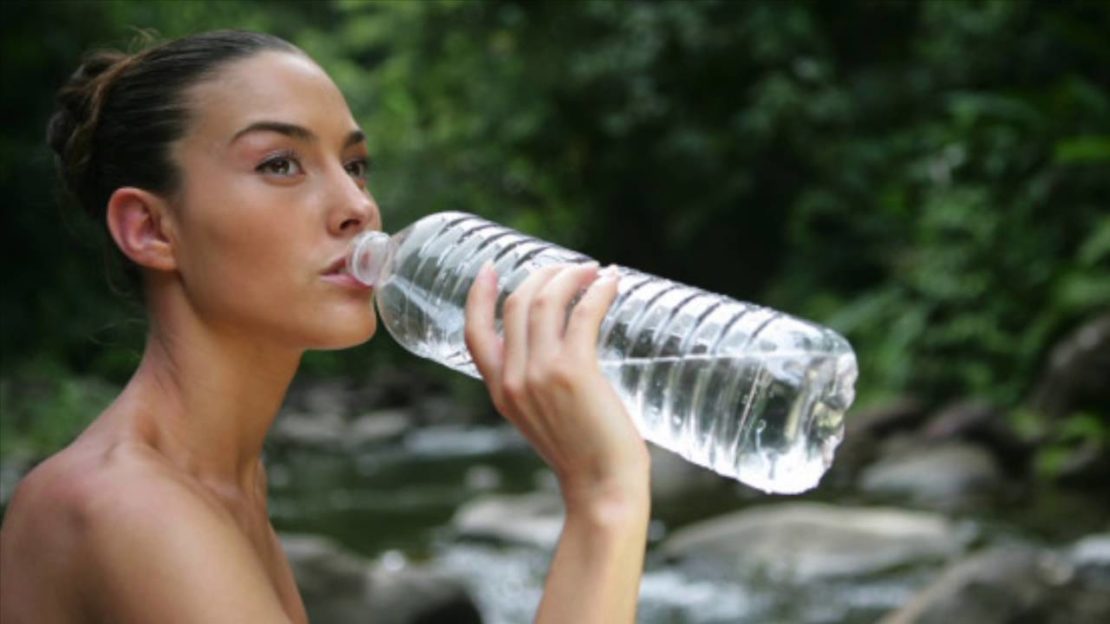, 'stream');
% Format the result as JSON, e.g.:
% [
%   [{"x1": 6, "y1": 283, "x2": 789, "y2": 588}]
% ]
[{"x1": 263, "y1": 422, "x2": 1108, "y2": 624}]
